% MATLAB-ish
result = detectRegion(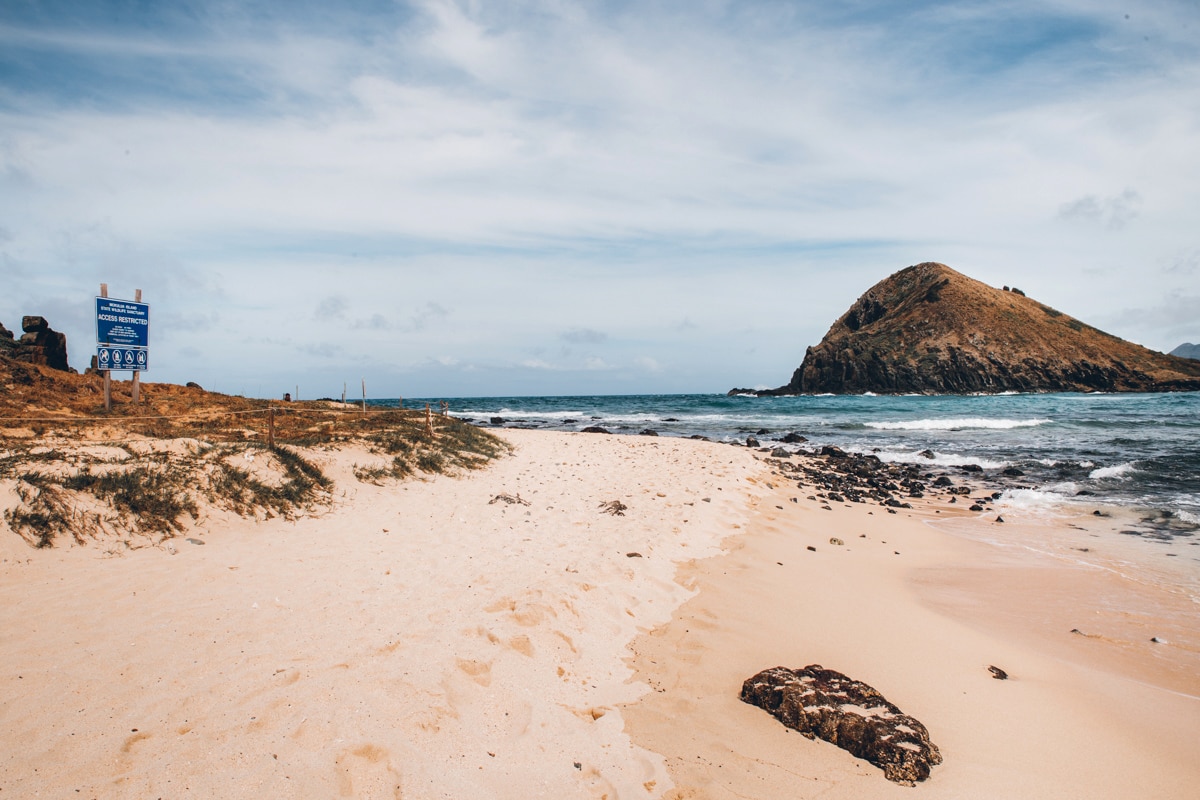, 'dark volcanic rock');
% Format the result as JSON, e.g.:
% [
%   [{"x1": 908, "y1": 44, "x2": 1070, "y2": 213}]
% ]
[
  {"x1": 581, "y1": 426, "x2": 610, "y2": 434},
  {"x1": 1, "y1": 316, "x2": 71, "y2": 371},
  {"x1": 733, "y1": 262, "x2": 1200, "y2": 395},
  {"x1": 740, "y1": 665, "x2": 942, "y2": 785}
]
